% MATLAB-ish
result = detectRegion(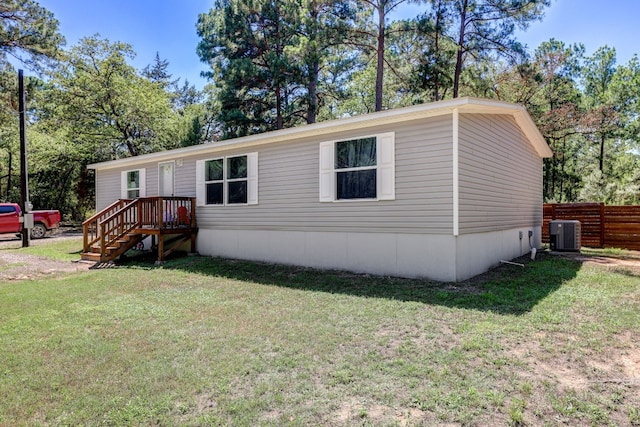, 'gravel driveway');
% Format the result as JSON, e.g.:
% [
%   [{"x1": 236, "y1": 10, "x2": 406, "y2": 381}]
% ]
[{"x1": 0, "y1": 231, "x2": 92, "y2": 281}]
